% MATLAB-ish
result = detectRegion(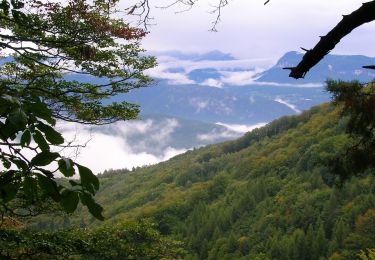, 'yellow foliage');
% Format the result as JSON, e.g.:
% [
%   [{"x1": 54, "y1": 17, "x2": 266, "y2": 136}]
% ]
[
  {"x1": 0, "y1": 217, "x2": 24, "y2": 231},
  {"x1": 358, "y1": 248, "x2": 375, "y2": 260},
  {"x1": 329, "y1": 252, "x2": 342, "y2": 260}
]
